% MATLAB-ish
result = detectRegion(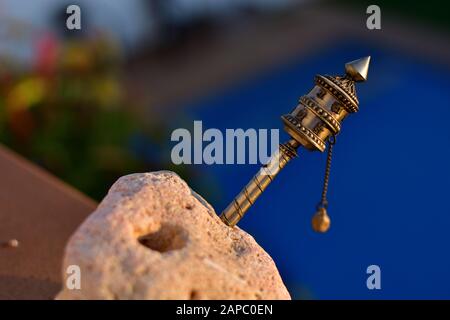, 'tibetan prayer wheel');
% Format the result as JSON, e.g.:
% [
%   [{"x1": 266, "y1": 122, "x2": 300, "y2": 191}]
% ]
[{"x1": 220, "y1": 56, "x2": 371, "y2": 231}]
